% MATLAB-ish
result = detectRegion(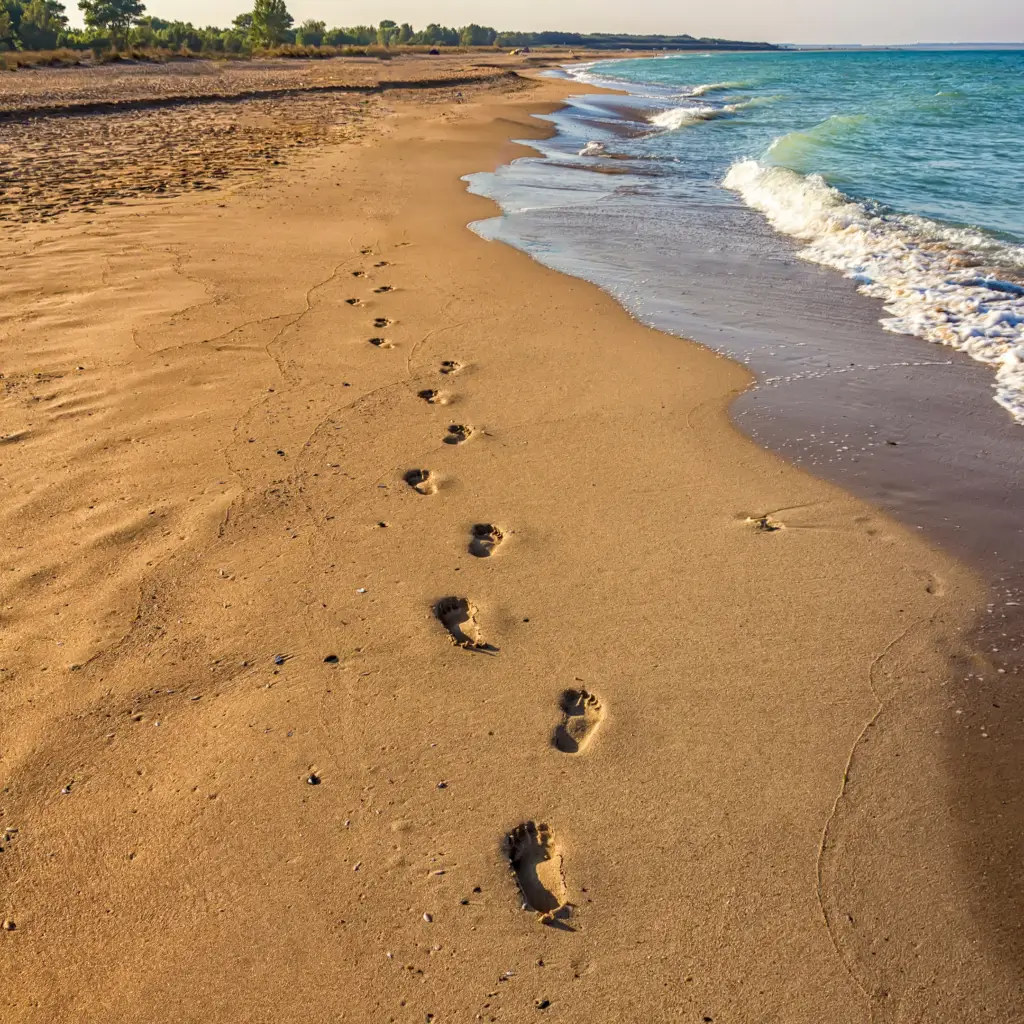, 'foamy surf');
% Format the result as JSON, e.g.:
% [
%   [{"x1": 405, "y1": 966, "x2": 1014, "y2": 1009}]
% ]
[
  {"x1": 651, "y1": 101, "x2": 758, "y2": 130},
  {"x1": 689, "y1": 80, "x2": 748, "y2": 96},
  {"x1": 648, "y1": 105, "x2": 719, "y2": 130},
  {"x1": 723, "y1": 159, "x2": 1024, "y2": 423}
]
